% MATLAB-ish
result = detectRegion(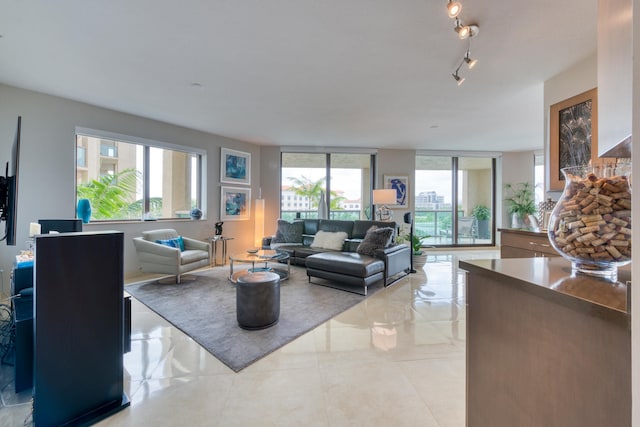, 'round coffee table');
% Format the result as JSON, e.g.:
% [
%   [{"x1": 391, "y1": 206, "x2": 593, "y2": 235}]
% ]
[{"x1": 228, "y1": 250, "x2": 290, "y2": 283}]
